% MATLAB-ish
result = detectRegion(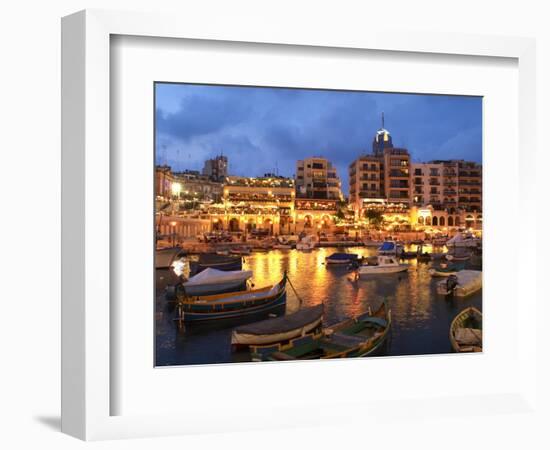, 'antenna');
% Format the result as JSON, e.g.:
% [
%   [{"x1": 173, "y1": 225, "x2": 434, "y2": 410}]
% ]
[{"x1": 382, "y1": 111, "x2": 385, "y2": 129}]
